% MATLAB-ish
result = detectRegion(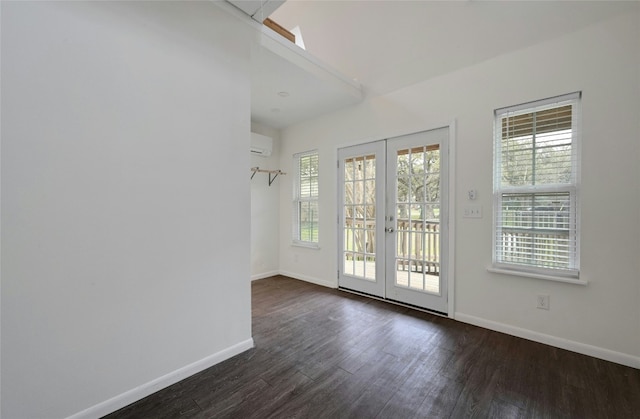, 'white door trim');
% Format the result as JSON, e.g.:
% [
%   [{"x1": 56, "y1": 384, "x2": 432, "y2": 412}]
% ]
[{"x1": 447, "y1": 120, "x2": 456, "y2": 319}]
